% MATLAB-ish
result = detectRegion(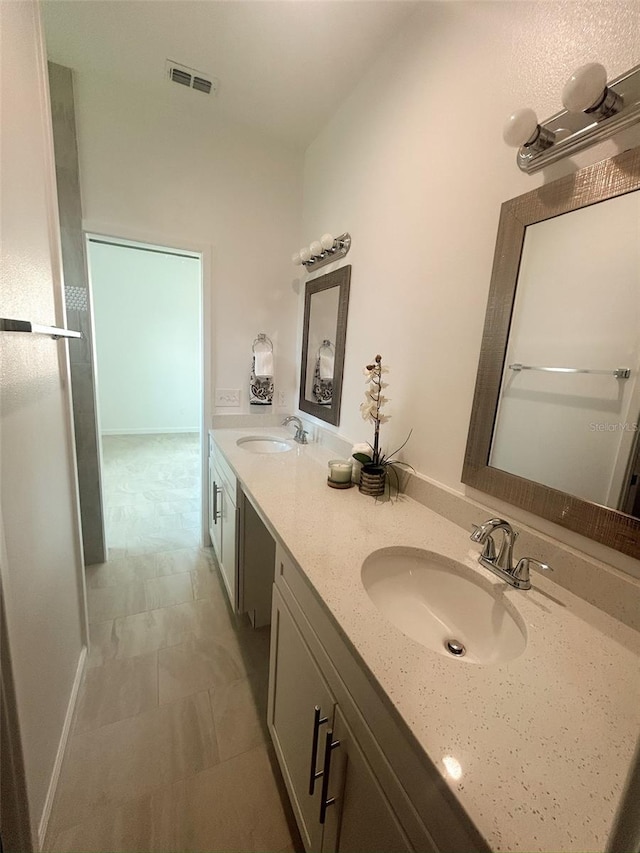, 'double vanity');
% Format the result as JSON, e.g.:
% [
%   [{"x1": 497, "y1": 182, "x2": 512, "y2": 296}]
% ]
[{"x1": 208, "y1": 424, "x2": 640, "y2": 853}]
